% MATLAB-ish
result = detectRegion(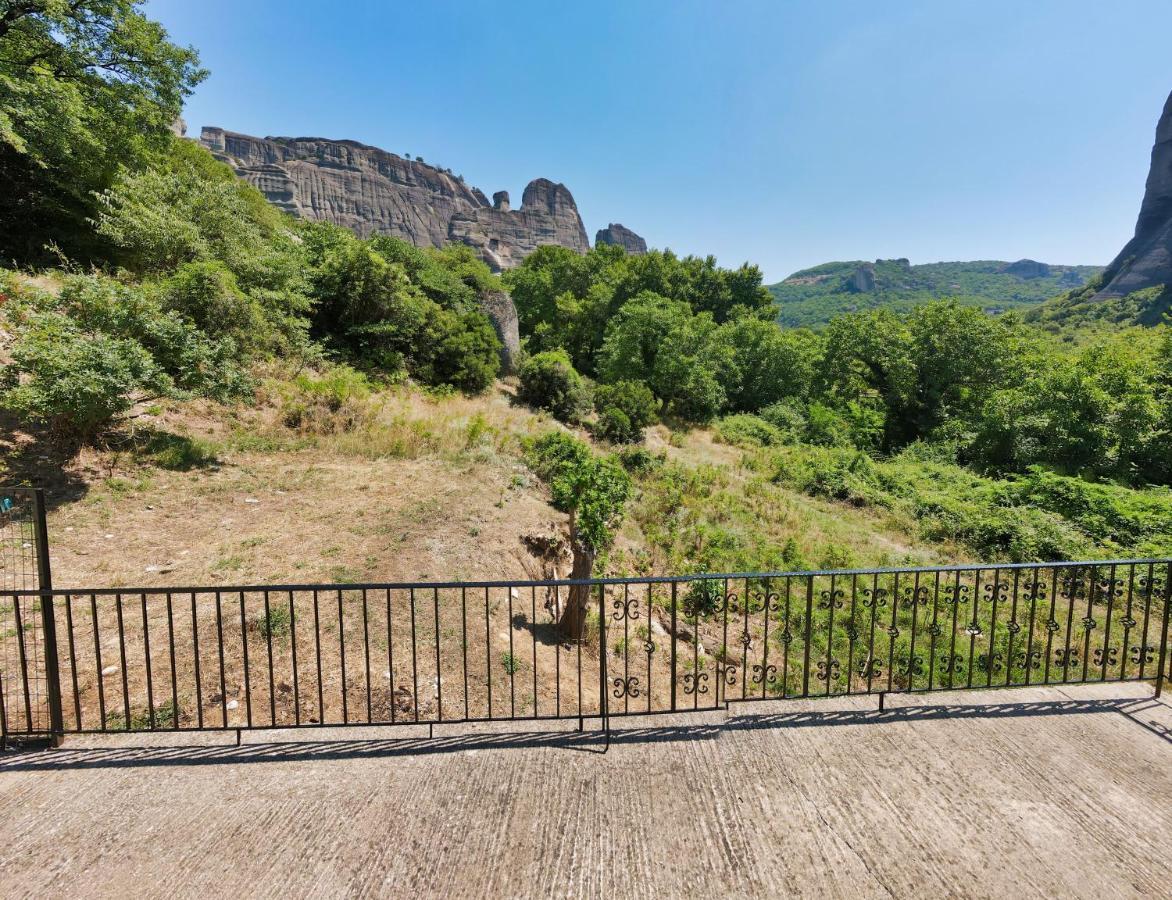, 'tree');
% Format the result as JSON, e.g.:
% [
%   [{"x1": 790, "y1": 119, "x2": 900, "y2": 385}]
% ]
[
  {"x1": 517, "y1": 349, "x2": 592, "y2": 423},
  {"x1": 526, "y1": 432, "x2": 631, "y2": 641},
  {"x1": 0, "y1": 0, "x2": 205, "y2": 264}
]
